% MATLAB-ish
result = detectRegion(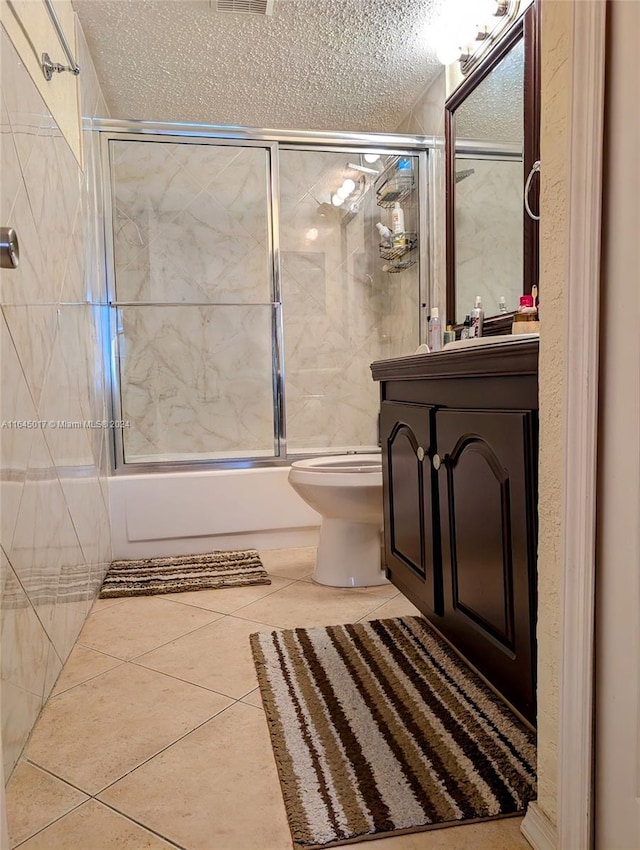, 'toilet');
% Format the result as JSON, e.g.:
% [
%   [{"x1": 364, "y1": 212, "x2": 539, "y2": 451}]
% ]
[{"x1": 288, "y1": 454, "x2": 387, "y2": 587}]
